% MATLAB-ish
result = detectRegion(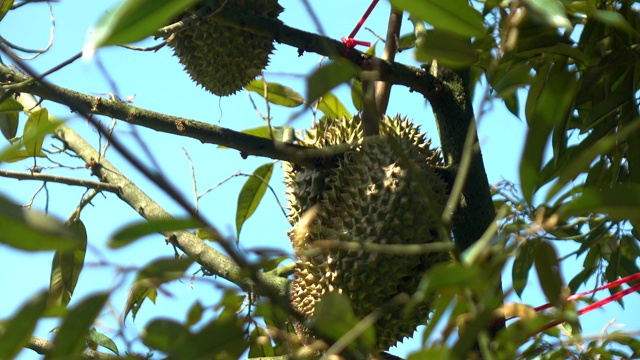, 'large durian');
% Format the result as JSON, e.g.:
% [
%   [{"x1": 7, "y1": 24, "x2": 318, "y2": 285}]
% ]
[
  {"x1": 165, "y1": 0, "x2": 282, "y2": 96},
  {"x1": 285, "y1": 115, "x2": 450, "y2": 351}
]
